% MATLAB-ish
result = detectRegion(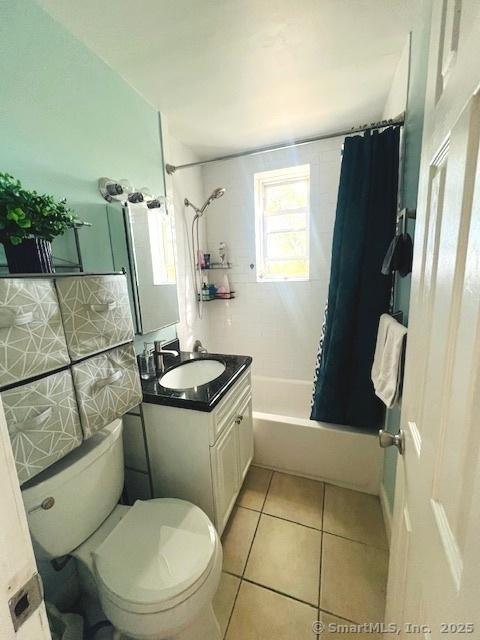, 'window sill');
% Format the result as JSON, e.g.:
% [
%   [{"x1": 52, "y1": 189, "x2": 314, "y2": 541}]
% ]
[{"x1": 256, "y1": 277, "x2": 310, "y2": 283}]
